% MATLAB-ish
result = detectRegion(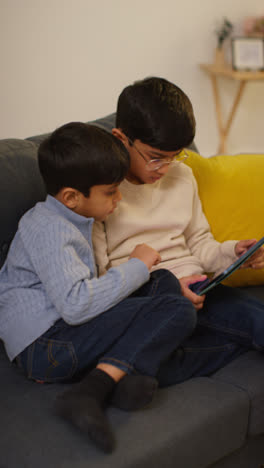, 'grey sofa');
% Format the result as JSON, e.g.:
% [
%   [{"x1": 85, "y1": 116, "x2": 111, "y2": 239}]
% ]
[{"x1": 1, "y1": 114, "x2": 264, "y2": 468}]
